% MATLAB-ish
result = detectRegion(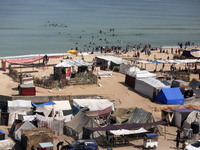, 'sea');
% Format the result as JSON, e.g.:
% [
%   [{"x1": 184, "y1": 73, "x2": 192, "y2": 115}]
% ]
[{"x1": 0, "y1": 0, "x2": 200, "y2": 57}]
